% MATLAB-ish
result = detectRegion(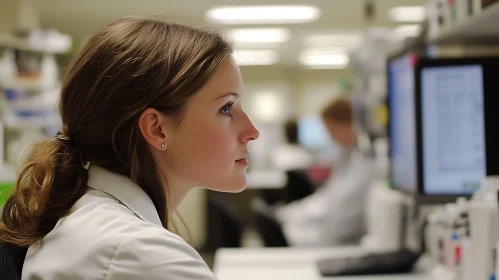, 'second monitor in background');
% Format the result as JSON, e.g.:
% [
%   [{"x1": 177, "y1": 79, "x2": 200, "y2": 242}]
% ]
[
  {"x1": 388, "y1": 52, "x2": 419, "y2": 194},
  {"x1": 298, "y1": 115, "x2": 337, "y2": 153},
  {"x1": 416, "y1": 57, "x2": 499, "y2": 203}
]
